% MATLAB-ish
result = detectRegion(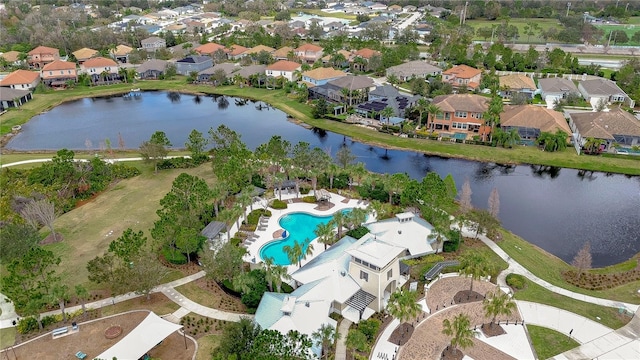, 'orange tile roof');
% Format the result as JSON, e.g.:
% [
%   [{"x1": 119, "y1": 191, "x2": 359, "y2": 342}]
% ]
[
  {"x1": 295, "y1": 43, "x2": 323, "y2": 52},
  {"x1": 195, "y1": 42, "x2": 226, "y2": 55},
  {"x1": 353, "y1": 48, "x2": 380, "y2": 59},
  {"x1": 82, "y1": 57, "x2": 118, "y2": 68},
  {"x1": 266, "y1": 60, "x2": 301, "y2": 72},
  {"x1": 227, "y1": 45, "x2": 248, "y2": 56},
  {"x1": 28, "y1": 45, "x2": 59, "y2": 55},
  {"x1": 41, "y1": 60, "x2": 76, "y2": 71},
  {"x1": 0, "y1": 51, "x2": 21, "y2": 63},
  {"x1": 0, "y1": 70, "x2": 40, "y2": 86},
  {"x1": 302, "y1": 67, "x2": 346, "y2": 80},
  {"x1": 72, "y1": 47, "x2": 98, "y2": 60},
  {"x1": 443, "y1": 64, "x2": 481, "y2": 79},
  {"x1": 245, "y1": 45, "x2": 276, "y2": 55}
]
